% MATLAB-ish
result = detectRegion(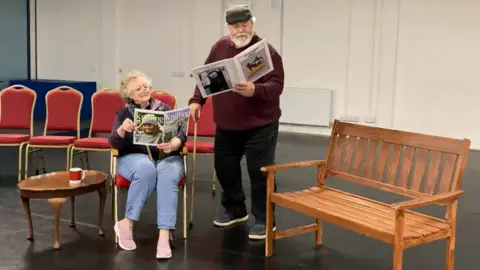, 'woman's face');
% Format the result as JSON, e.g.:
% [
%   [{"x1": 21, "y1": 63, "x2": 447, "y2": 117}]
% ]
[{"x1": 128, "y1": 77, "x2": 152, "y2": 105}]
